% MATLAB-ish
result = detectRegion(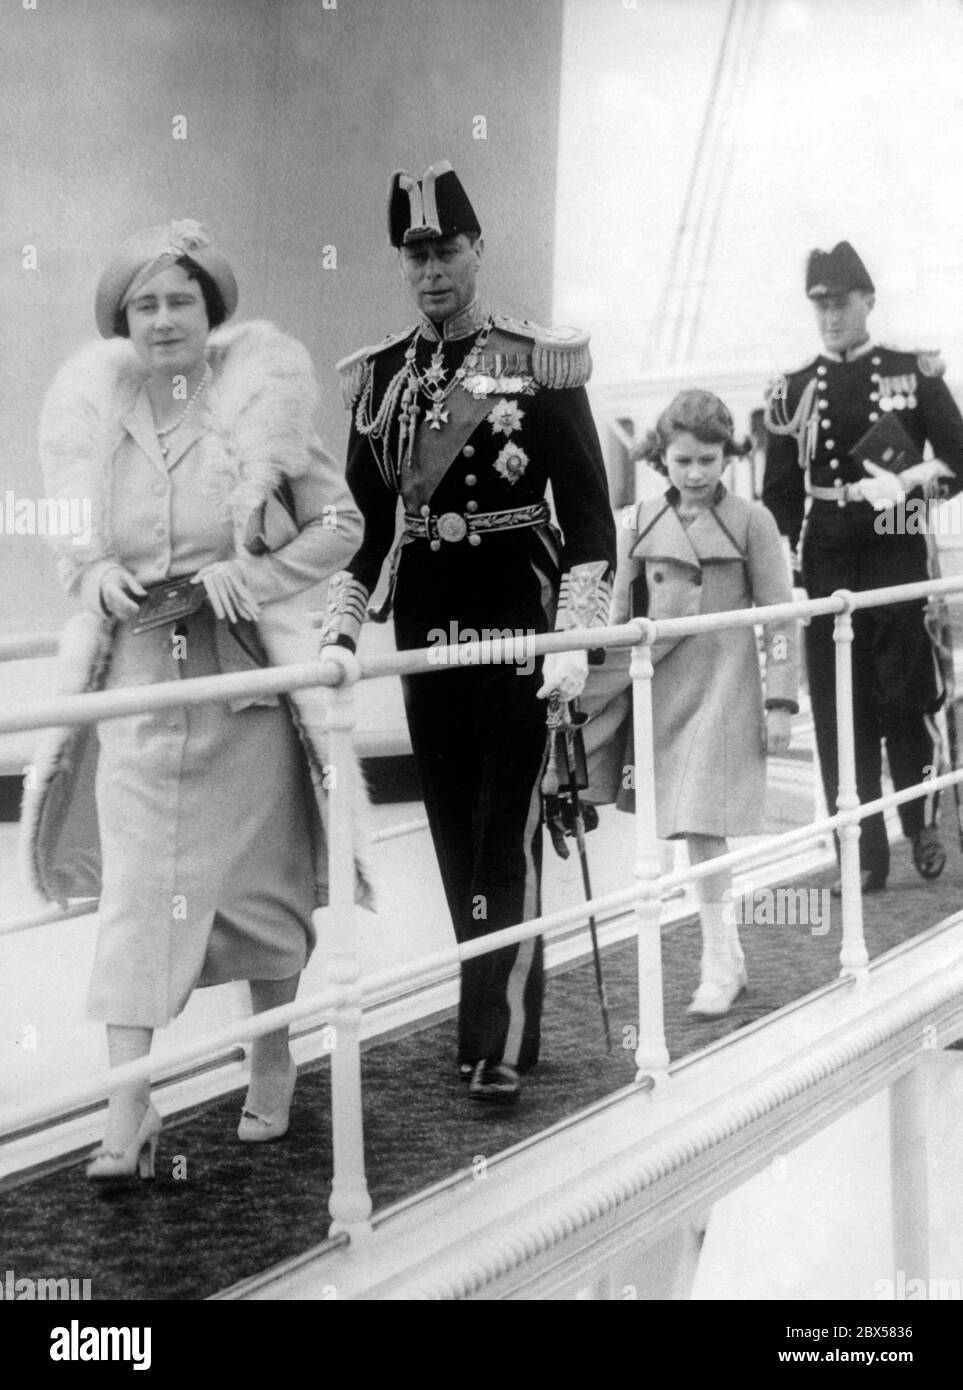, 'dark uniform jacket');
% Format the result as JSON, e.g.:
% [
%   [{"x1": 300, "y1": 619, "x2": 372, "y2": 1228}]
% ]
[
  {"x1": 763, "y1": 343, "x2": 963, "y2": 556},
  {"x1": 327, "y1": 304, "x2": 616, "y2": 646}
]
